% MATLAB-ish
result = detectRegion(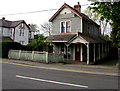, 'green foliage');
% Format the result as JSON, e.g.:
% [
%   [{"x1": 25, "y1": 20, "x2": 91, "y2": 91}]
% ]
[
  {"x1": 26, "y1": 34, "x2": 52, "y2": 51},
  {"x1": 89, "y1": 2, "x2": 120, "y2": 47},
  {"x1": 0, "y1": 41, "x2": 26, "y2": 58}
]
